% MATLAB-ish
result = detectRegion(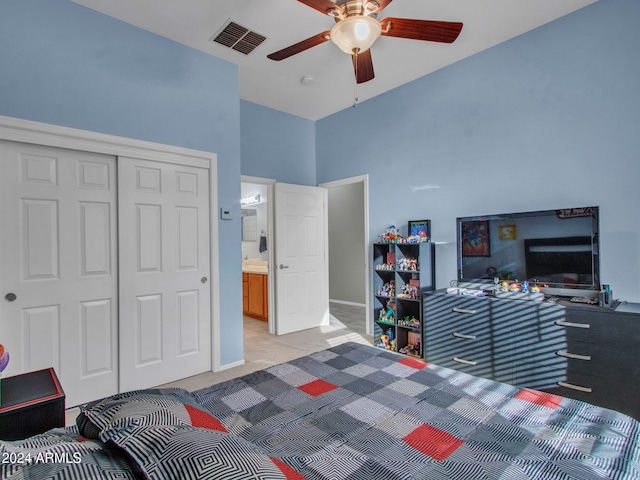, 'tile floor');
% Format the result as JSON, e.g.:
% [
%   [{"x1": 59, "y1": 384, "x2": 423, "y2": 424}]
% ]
[{"x1": 66, "y1": 302, "x2": 370, "y2": 426}]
